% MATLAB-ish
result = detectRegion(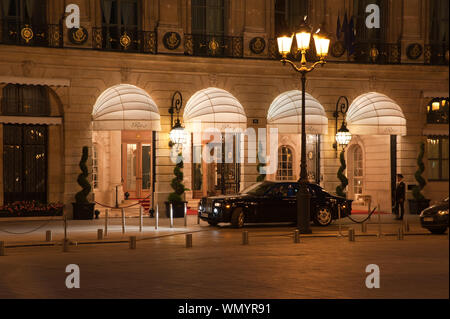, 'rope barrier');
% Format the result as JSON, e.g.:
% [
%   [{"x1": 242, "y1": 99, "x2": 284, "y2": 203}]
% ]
[
  {"x1": 0, "y1": 211, "x2": 64, "y2": 235},
  {"x1": 94, "y1": 193, "x2": 152, "y2": 209},
  {"x1": 346, "y1": 206, "x2": 378, "y2": 224}
]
